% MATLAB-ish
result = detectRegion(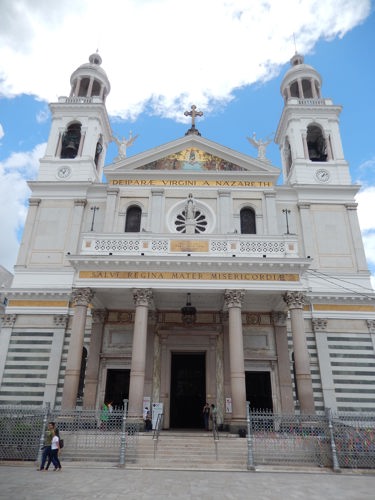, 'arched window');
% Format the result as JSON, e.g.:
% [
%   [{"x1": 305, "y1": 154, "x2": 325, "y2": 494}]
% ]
[
  {"x1": 61, "y1": 122, "x2": 81, "y2": 159},
  {"x1": 125, "y1": 205, "x2": 142, "y2": 232},
  {"x1": 290, "y1": 81, "x2": 299, "y2": 97},
  {"x1": 240, "y1": 207, "x2": 256, "y2": 234},
  {"x1": 306, "y1": 124, "x2": 327, "y2": 162},
  {"x1": 78, "y1": 78, "x2": 90, "y2": 97}
]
